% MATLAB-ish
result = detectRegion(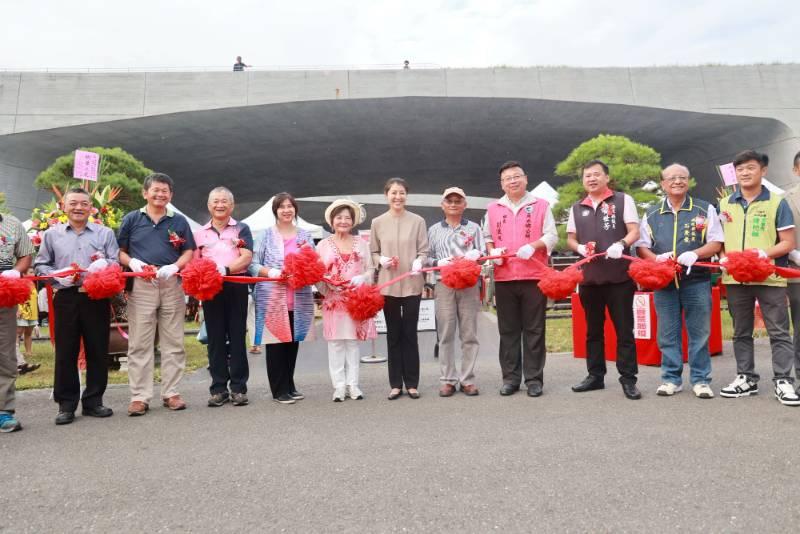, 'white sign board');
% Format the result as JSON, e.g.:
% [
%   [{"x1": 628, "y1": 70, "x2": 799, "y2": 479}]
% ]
[
  {"x1": 375, "y1": 298, "x2": 436, "y2": 334},
  {"x1": 633, "y1": 293, "x2": 652, "y2": 339}
]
